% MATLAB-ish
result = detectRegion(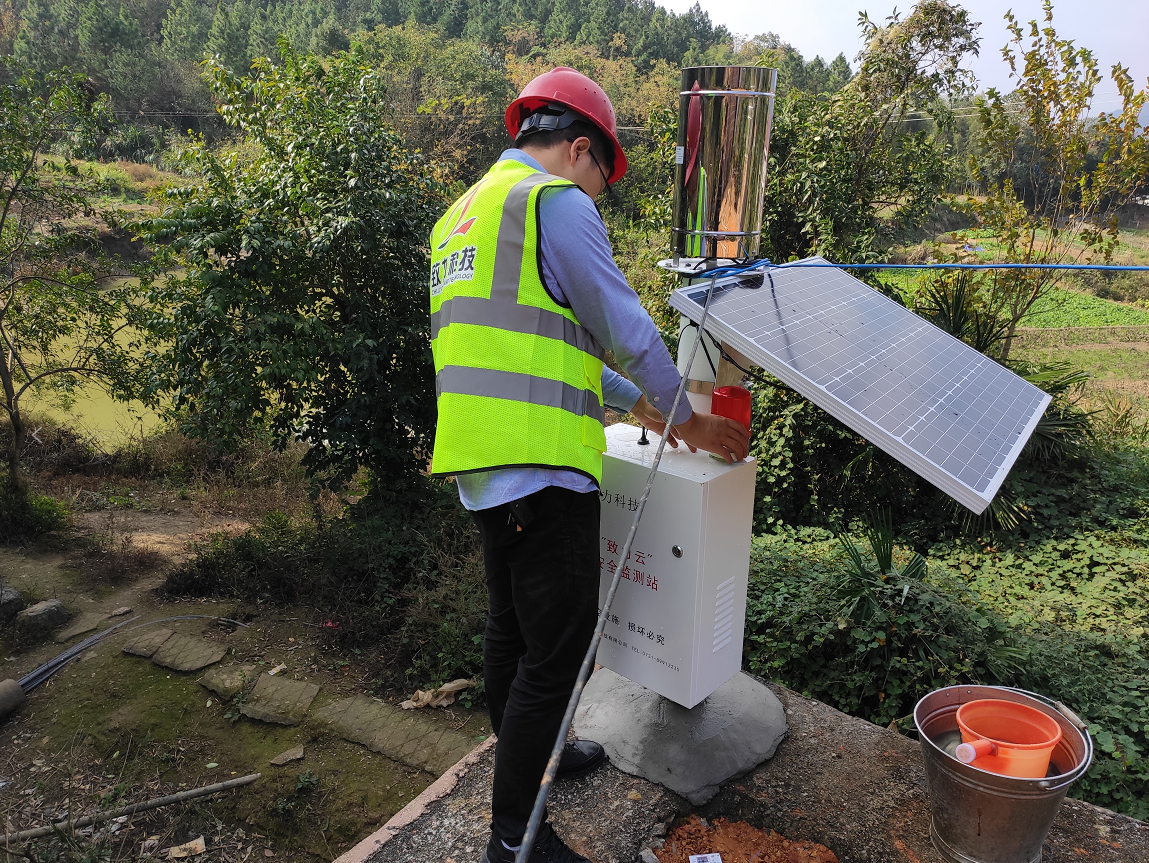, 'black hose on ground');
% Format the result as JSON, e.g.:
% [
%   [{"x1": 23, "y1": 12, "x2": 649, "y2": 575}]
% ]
[{"x1": 1, "y1": 614, "x2": 249, "y2": 723}]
